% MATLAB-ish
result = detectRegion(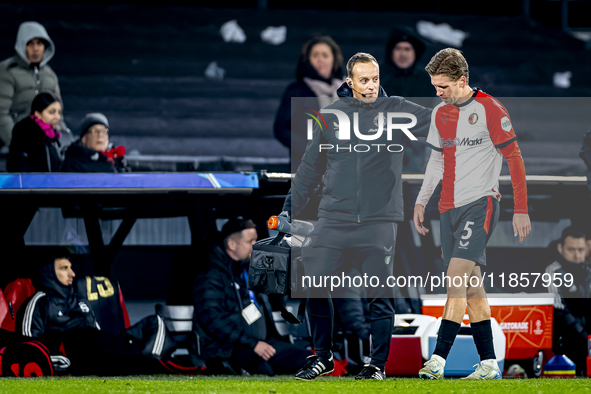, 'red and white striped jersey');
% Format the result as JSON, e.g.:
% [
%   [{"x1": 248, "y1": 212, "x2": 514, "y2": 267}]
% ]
[{"x1": 425, "y1": 89, "x2": 528, "y2": 213}]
